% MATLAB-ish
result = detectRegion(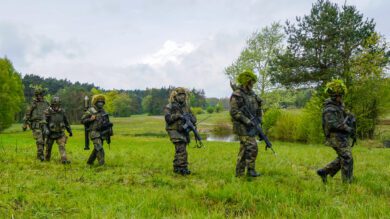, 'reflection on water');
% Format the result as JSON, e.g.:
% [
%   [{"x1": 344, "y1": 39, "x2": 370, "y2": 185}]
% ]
[{"x1": 206, "y1": 134, "x2": 237, "y2": 142}]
